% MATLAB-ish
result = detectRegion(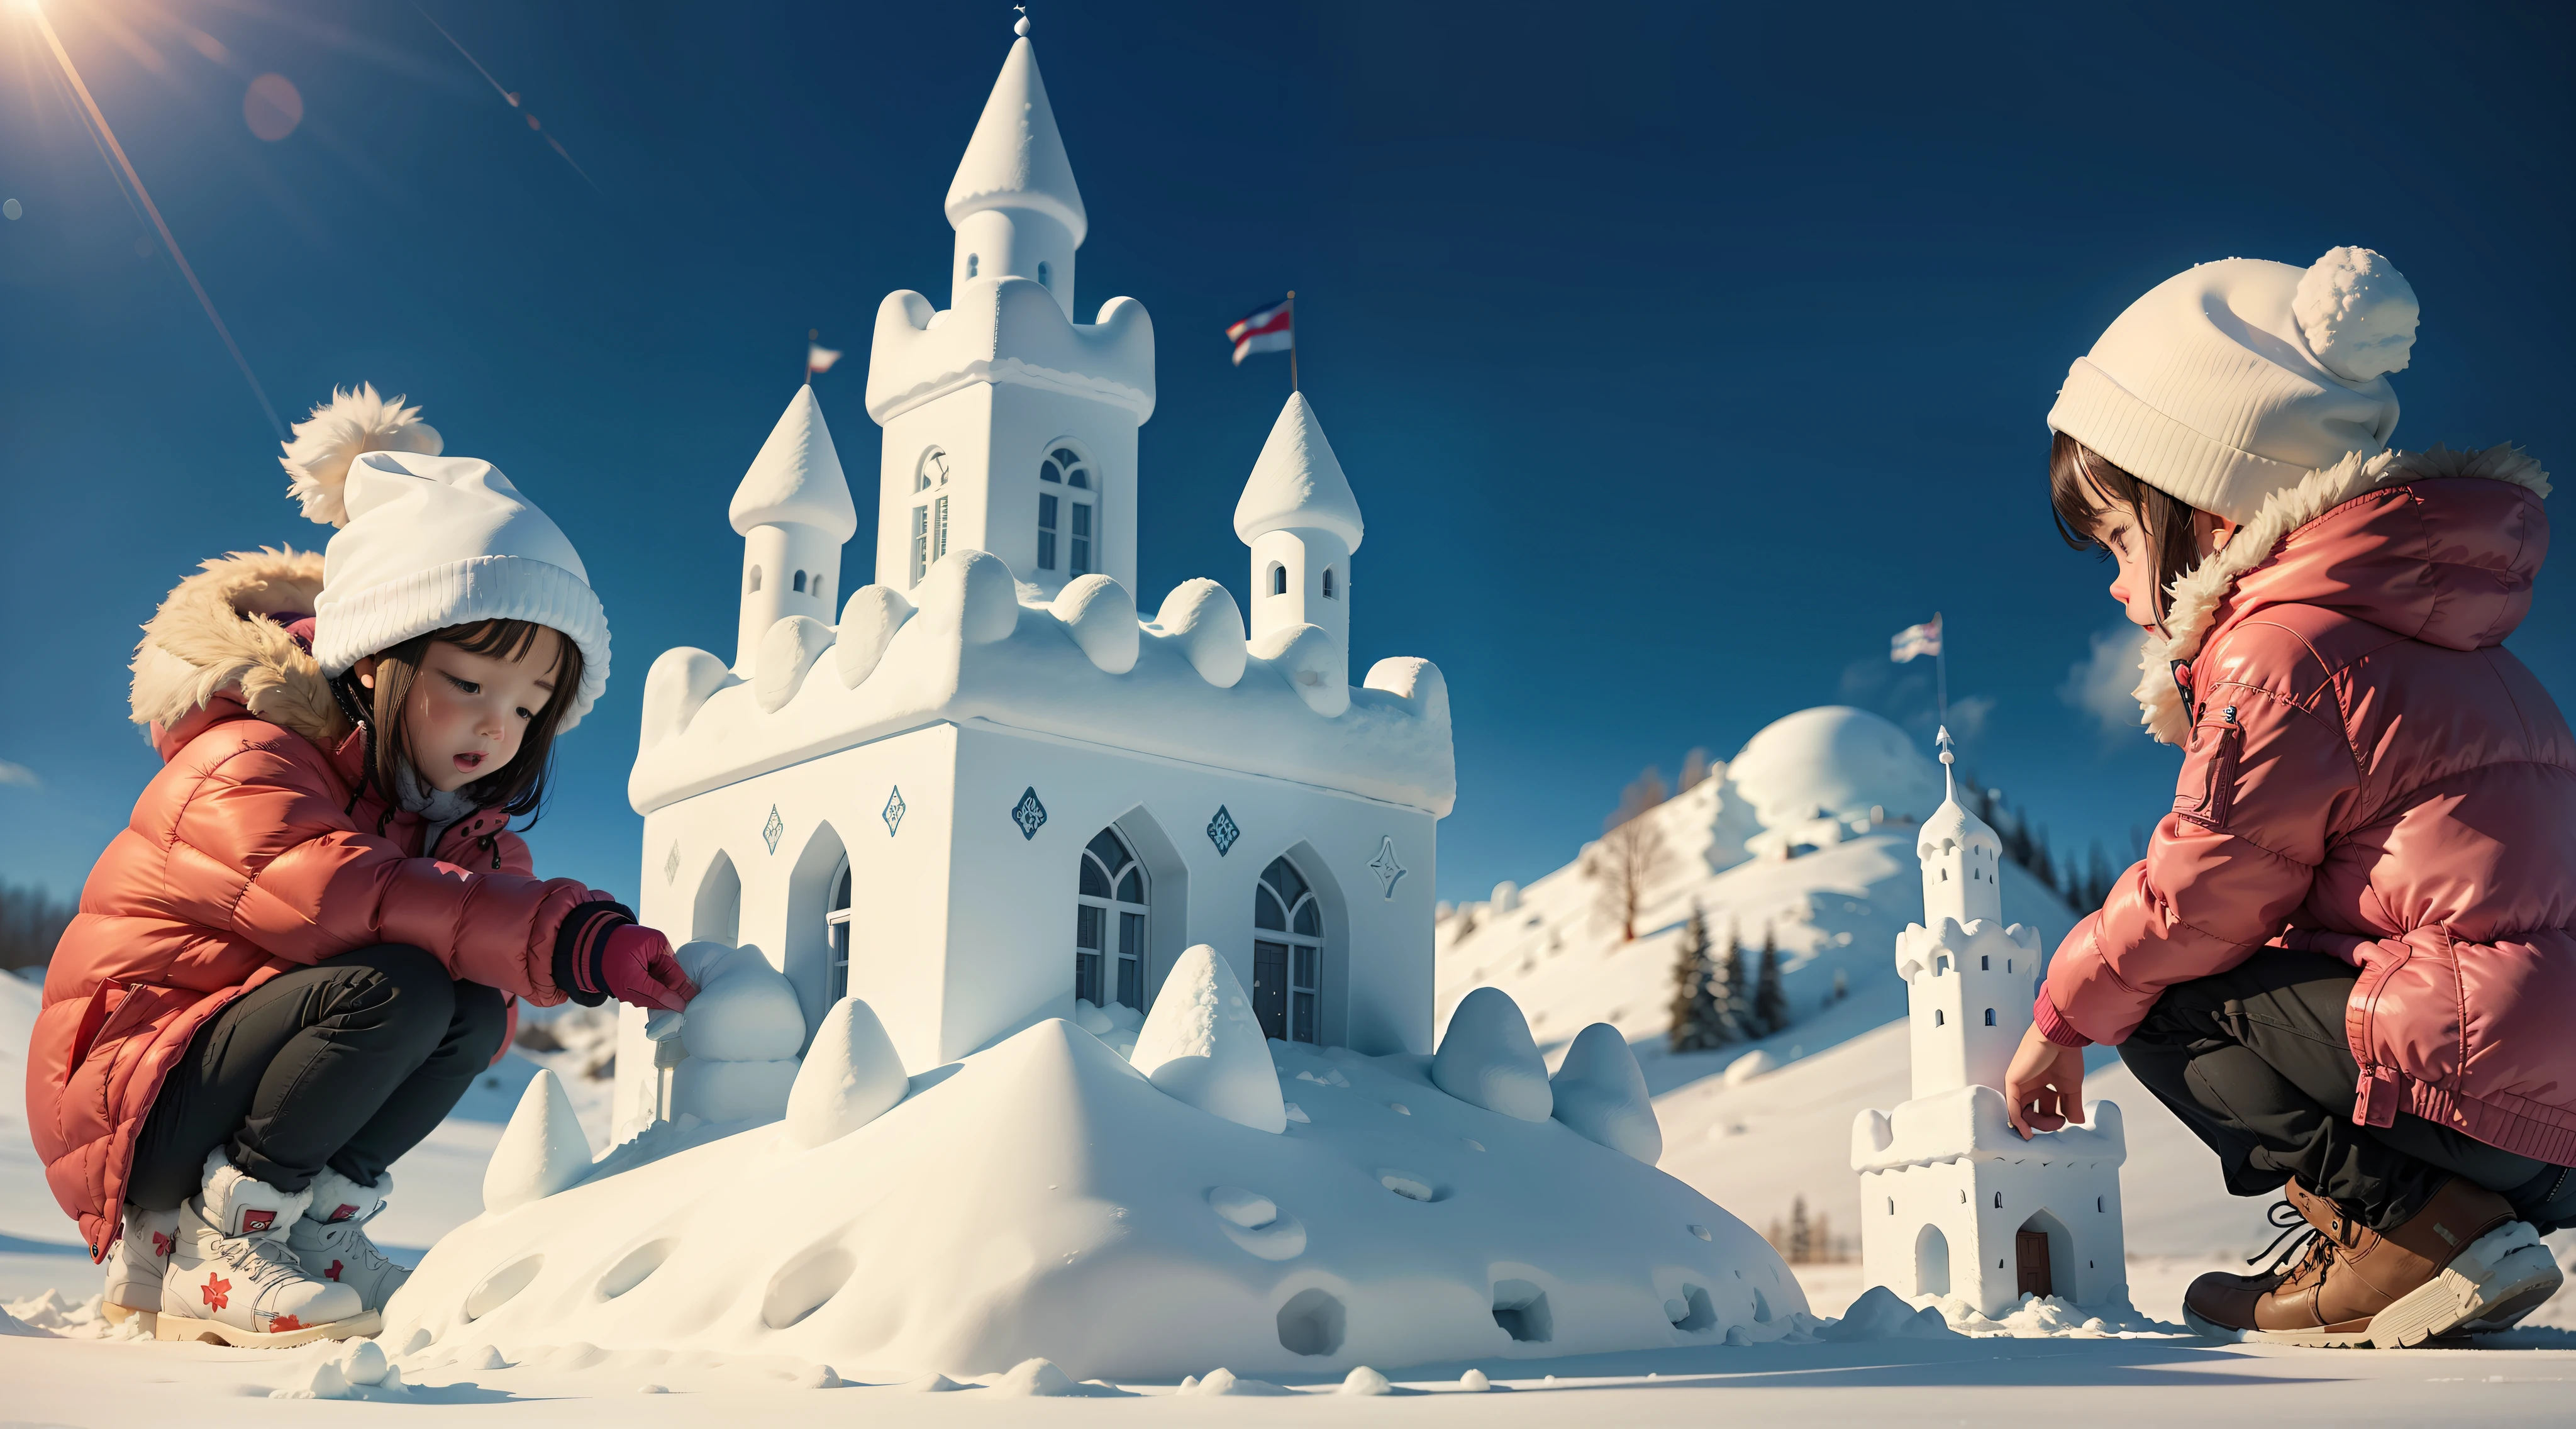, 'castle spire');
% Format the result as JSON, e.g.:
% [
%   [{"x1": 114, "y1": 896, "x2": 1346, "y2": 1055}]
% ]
[
  {"x1": 730, "y1": 386, "x2": 857, "y2": 669},
  {"x1": 944, "y1": 19, "x2": 1085, "y2": 314}
]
